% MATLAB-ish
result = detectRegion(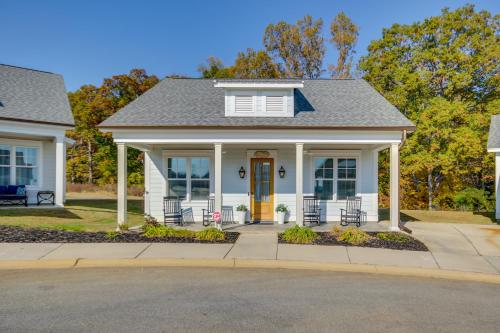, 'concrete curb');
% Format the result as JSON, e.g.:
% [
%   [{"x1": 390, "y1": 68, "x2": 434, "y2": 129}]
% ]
[{"x1": 0, "y1": 258, "x2": 499, "y2": 284}]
